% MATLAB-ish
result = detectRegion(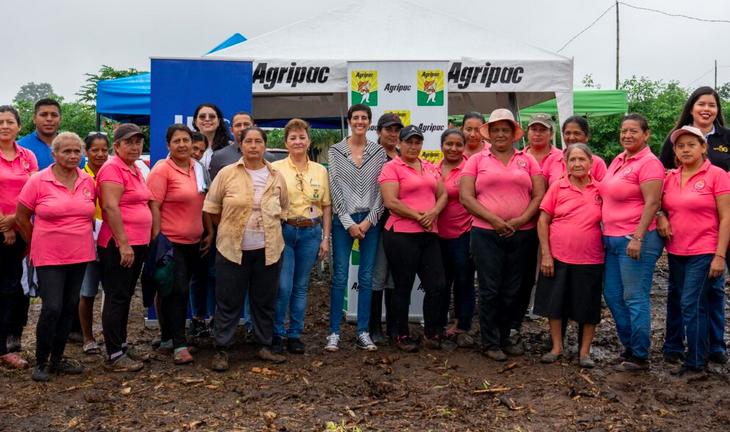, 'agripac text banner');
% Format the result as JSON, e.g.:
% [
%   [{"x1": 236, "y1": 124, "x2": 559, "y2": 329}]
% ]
[
  {"x1": 347, "y1": 61, "x2": 449, "y2": 153},
  {"x1": 150, "y1": 58, "x2": 253, "y2": 164}
]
